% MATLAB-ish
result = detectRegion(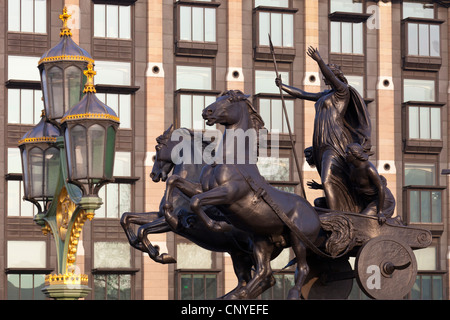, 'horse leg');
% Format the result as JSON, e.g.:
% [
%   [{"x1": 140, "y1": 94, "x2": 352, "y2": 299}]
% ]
[
  {"x1": 229, "y1": 236, "x2": 275, "y2": 299},
  {"x1": 164, "y1": 175, "x2": 203, "y2": 230},
  {"x1": 139, "y1": 219, "x2": 176, "y2": 264},
  {"x1": 220, "y1": 251, "x2": 253, "y2": 299},
  {"x1": 287, "y1": 234, "x2": 309, "y2": 300},
  {"x1": 120, "y1": 211, "x2": 161, "y2": 250},
  {"x1": 189, "y1": 185, "x2": 239, "y2": 232}
]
